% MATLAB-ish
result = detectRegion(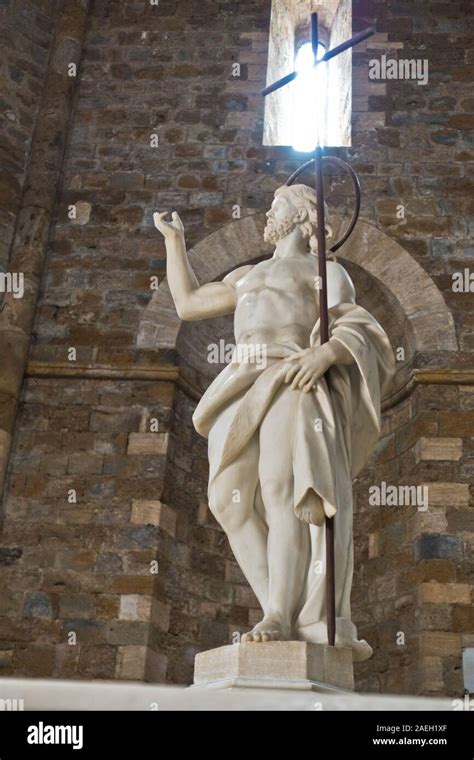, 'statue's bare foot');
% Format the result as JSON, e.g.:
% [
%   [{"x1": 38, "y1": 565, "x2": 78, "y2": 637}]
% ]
[{"x1": 241, "y1": 617, "x2": 290, "y2": 643}]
